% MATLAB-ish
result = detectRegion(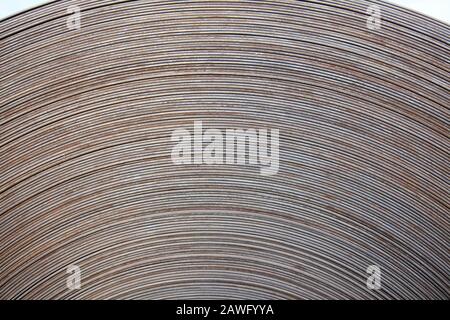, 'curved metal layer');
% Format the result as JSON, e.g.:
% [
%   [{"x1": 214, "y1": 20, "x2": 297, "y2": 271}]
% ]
[{"x1": 0, "y1": 0, "x2": 448, "y2": 299}]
